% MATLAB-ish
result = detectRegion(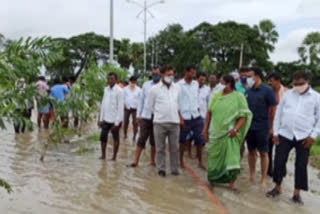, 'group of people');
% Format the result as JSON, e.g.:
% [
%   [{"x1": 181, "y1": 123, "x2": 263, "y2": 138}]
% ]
[
  {"x1": 98, "y1": 65, "x2": 320, "y2": 205},
  {"x1": 13, "y1": 64, "x2": 320, "y2": 206},
  {"x1": 13, "y1": 76, "x2": 74, "y2": 134}
]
